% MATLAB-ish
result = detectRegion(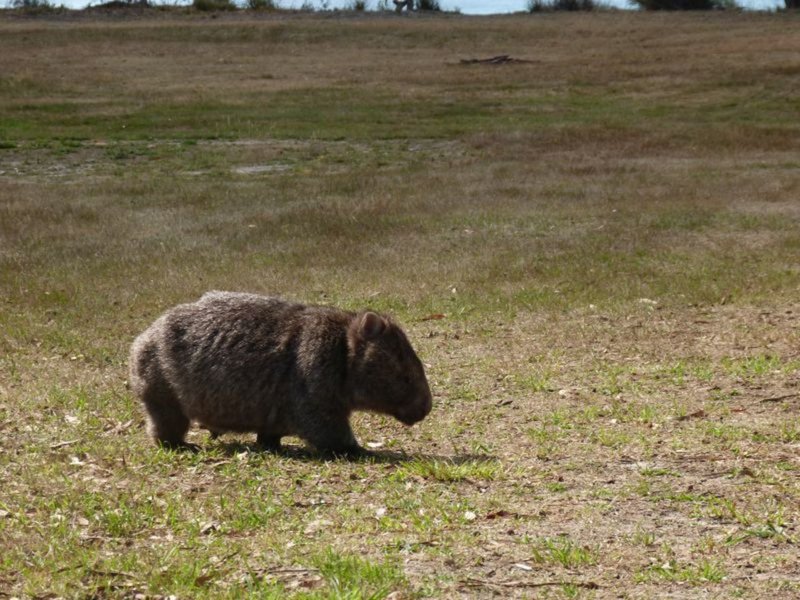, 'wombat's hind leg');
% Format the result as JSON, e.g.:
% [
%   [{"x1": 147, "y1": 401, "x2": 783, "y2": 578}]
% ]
[{"x1": 256, "y1": 432, "x2": 282, "y2": 453}]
